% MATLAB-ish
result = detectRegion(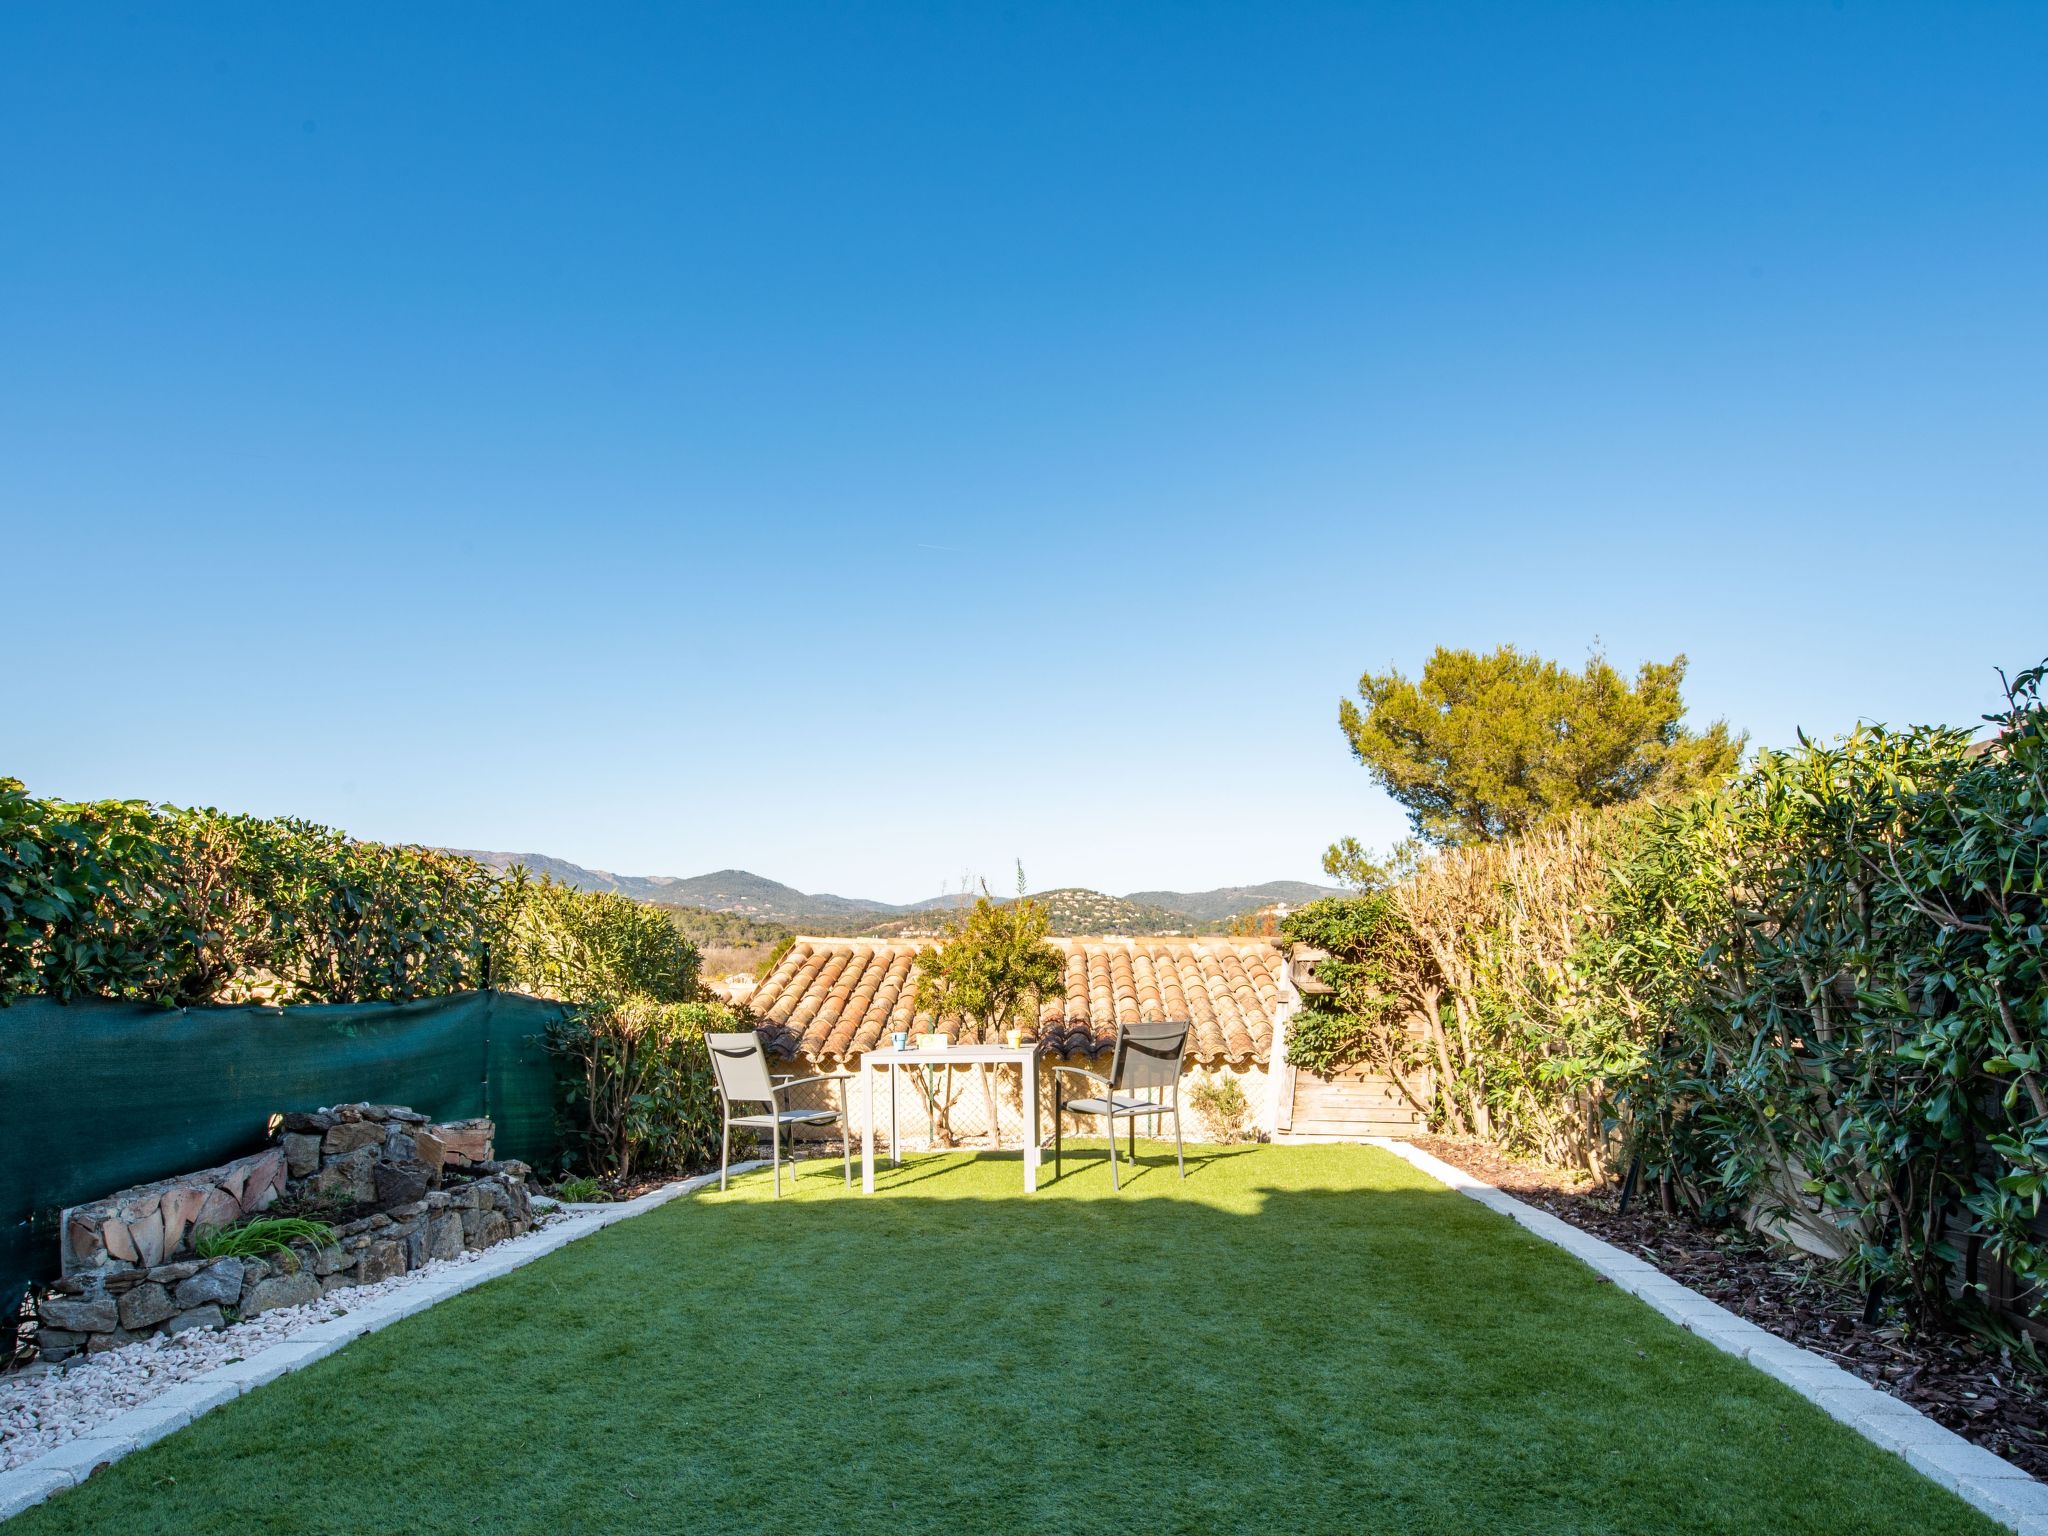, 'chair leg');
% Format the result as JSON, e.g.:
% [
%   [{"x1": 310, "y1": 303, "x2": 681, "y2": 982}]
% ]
[
  {"x1": 772, "y1": 1118, "x2": 782, "y2": 1198},
  {"x1": 1054, "y1": 1082, "x2": 1062, "y2": 1179},
  {"x1": 1174, "y1": 1104, "x2": 1186, "y2": 1180},
  {"x1": 1108, "y1": 1118, "x2": 1120, "y2": 1191},
  {"x1": 1128, "y1": 1113, "x2": 1136, "y2": 1163}
]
